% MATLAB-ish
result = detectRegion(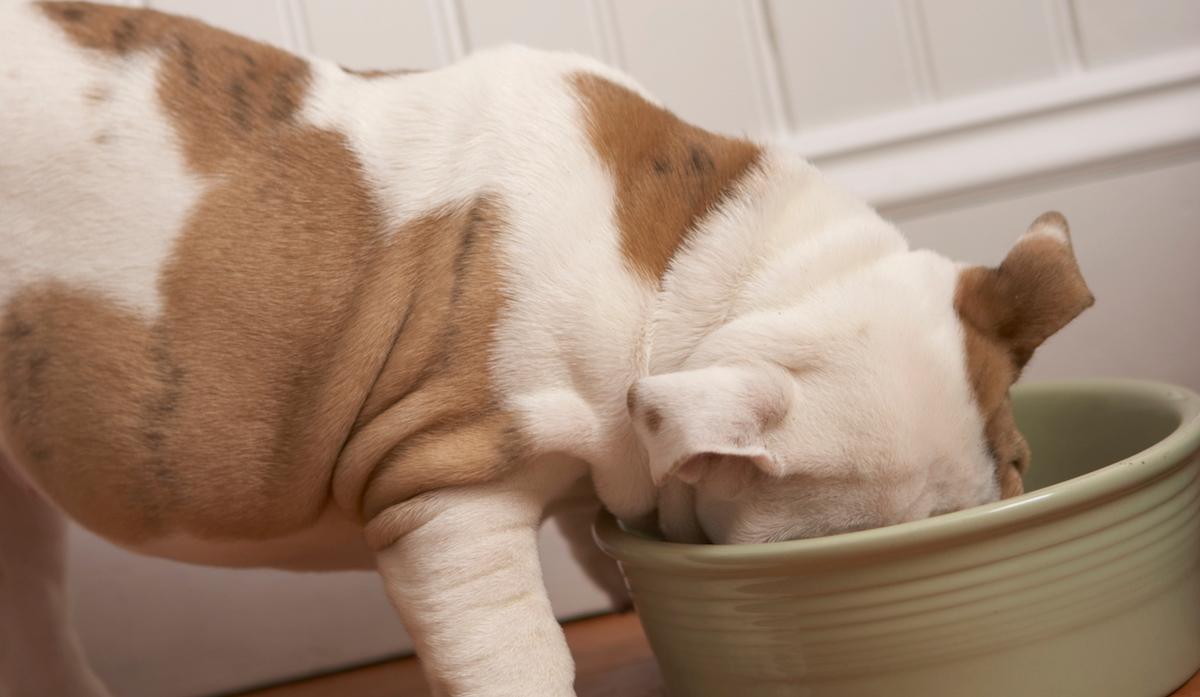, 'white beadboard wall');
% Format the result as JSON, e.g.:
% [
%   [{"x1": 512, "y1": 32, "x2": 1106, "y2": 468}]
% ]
[{"x1": 64, "y1": 2, "x2": 1200, "y2": 696}]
